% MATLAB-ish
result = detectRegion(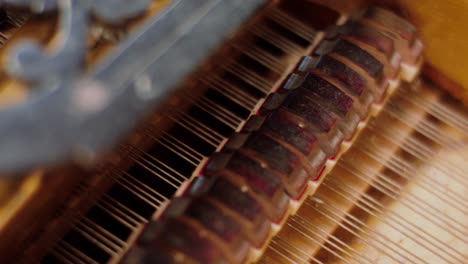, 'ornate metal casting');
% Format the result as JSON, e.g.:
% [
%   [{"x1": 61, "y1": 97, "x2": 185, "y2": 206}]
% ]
[
  {"x1": 0, "y1": 0, "x2": 265, "y2": 175},
  {"x1": 3, "y1": 0, "x2": 151, "y2": 84}
]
